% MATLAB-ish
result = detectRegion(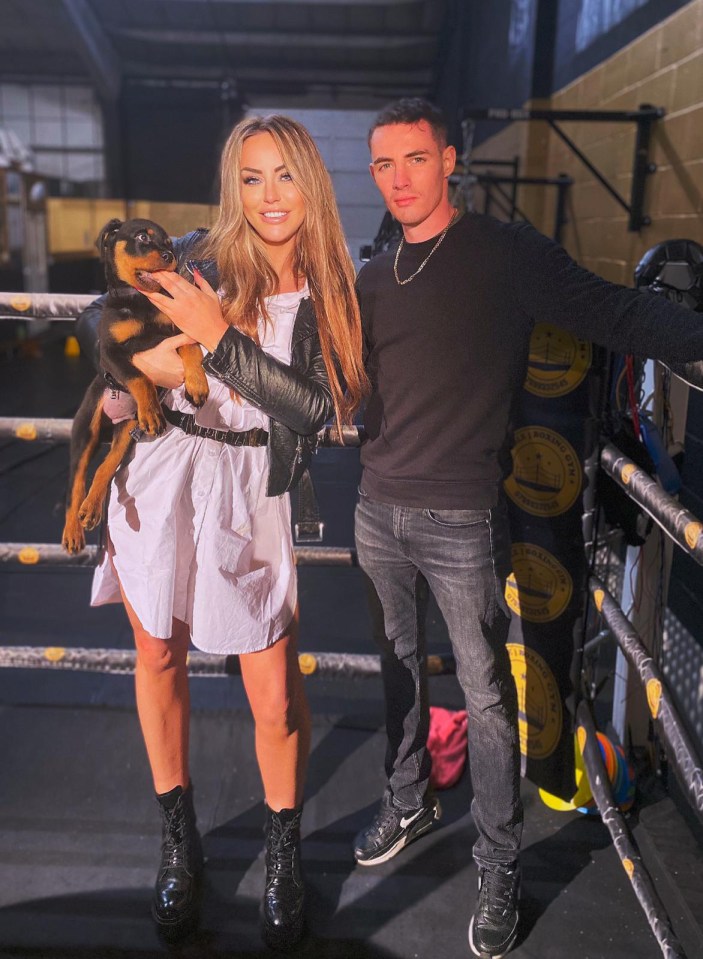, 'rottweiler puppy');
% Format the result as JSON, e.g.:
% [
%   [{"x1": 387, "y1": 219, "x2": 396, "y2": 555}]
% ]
[{"x1": 62, "y1": 217, "x2": 209, "y2": 554}]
